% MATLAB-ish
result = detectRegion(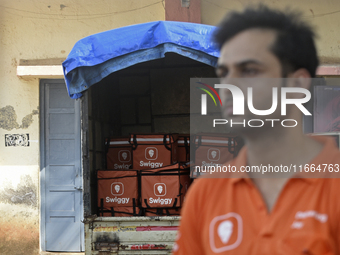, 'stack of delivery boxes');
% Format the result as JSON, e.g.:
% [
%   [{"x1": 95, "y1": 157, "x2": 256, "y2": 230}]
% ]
[
  {"x1": 97, "y1": 133, "x2": 244, "y2": 216},
  {"x1": 97, "y1": 137, "x2": 139, "y2": 216},
  {"x1": 97, "y1": 133, "x2": 191, "y2": 216}
]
